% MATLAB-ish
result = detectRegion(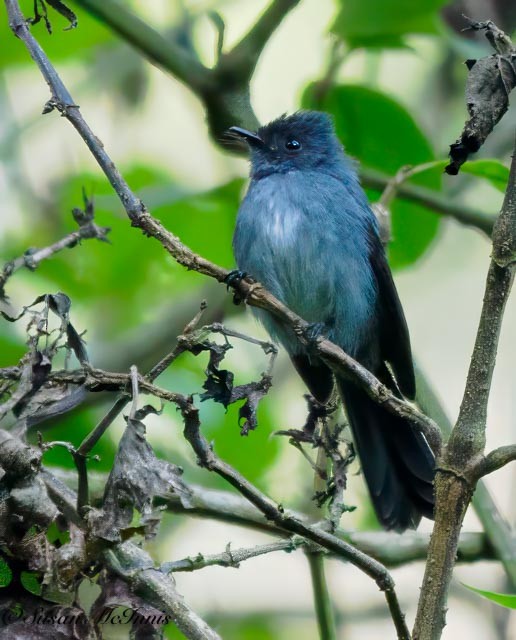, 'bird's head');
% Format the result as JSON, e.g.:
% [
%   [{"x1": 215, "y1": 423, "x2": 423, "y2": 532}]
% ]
[{"x1": 227, "y1": 111, "x2": 345, "y2": 178}]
